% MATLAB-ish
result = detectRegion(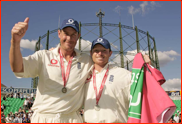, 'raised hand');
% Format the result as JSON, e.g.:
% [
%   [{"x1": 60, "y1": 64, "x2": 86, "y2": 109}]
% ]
[
  {"x1": 143, "y1": 54, "x2": 151, "y2": 65},
  {"x1": 11, "y1": 17, "x2": 29, "y2": 44}
]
